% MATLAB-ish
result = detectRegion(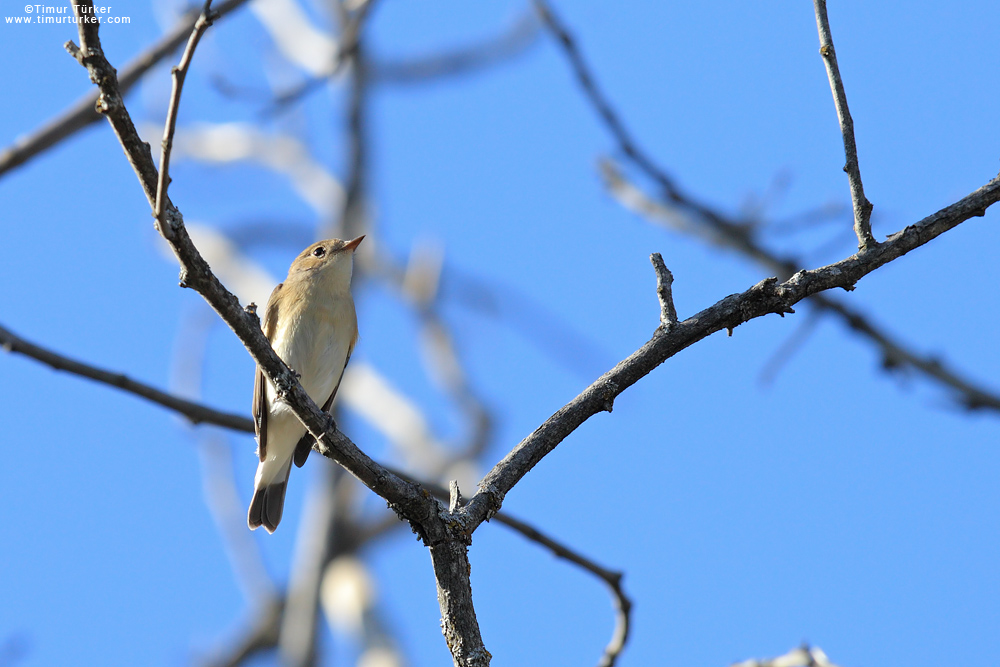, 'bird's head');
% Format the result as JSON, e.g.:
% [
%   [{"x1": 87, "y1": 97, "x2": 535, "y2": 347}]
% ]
[{"x1": 287, "y1": 236, "x2": 364, "y2": 289}]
